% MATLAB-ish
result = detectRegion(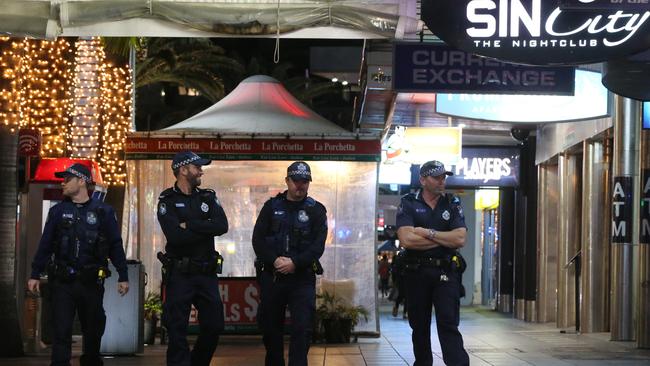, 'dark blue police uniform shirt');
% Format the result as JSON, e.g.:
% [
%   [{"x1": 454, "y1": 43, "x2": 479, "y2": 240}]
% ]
[
  {"x1": 396, "y1": 189, "x2": 466, "y2": 258},
  {"x1": 157, "y1": 184, "x2": 228, "y2": 259},
  {"x1": 30, "y1": 198, "x2": 129, "y2": 282}
]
